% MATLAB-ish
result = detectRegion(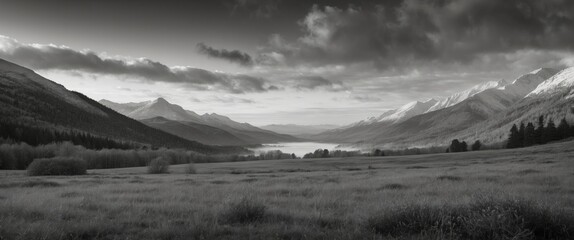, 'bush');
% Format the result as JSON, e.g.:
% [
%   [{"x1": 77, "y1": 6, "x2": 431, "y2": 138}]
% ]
[
  {"x1": 147, "y1": 157, "x2": 169, "y2": 174},
  {"x1": 219, "y1": 196, "x2": 267, "y2": 224},
  {"x1": 185, "y1": 163, "x2": 197, "y2": 174},
  {"x1": 27, "y1": 157, "x2": 87, "y2": 176}
]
